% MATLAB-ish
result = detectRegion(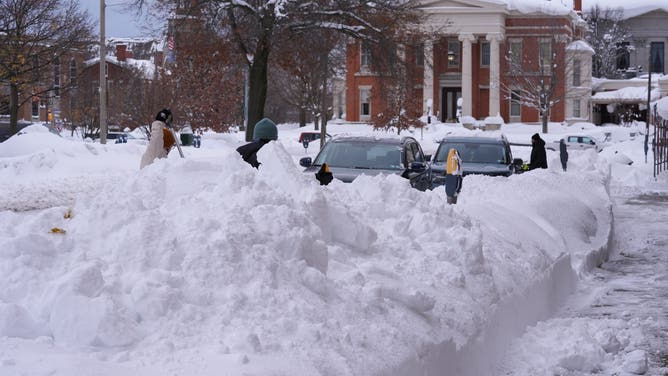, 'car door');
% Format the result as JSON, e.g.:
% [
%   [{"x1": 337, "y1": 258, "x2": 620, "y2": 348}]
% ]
[{"x1": 403, "y1": 140, "x2": 431, "y2": 191}]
